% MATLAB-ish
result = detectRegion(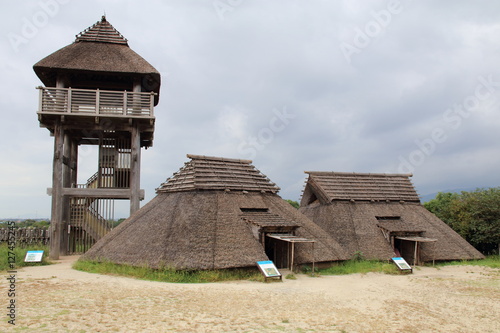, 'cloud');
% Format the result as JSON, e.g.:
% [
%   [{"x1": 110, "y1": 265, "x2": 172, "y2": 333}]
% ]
[{"x1": 1, "y1": 1, "x2": 500, "y2": 218}]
